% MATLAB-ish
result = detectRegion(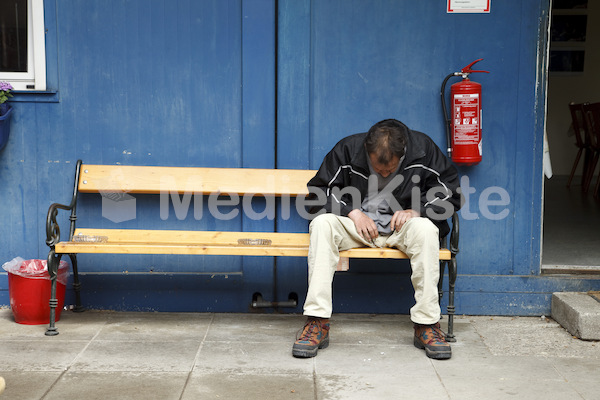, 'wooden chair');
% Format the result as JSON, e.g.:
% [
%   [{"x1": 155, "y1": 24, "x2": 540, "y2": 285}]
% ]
[
  {"x1": 582, "y1": 102, "x2": 600, "y2": 197},
  {"x1": 567, "y1": 102, "x2": 592, "y2": 188}
]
